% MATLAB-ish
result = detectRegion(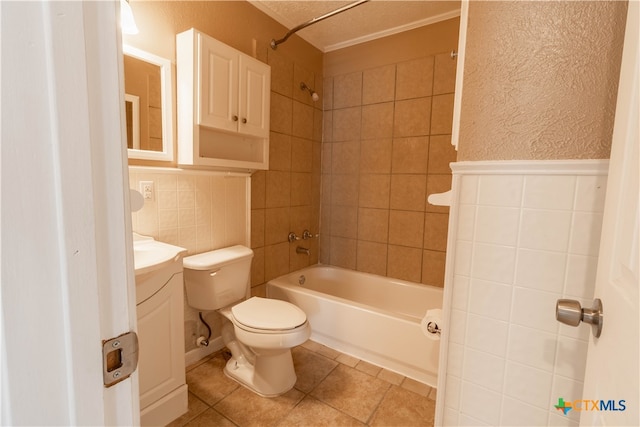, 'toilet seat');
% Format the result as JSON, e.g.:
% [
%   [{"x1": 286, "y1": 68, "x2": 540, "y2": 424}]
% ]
[{"x1": 231, "y1": 297, "x2": 307, "y2": 331}]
